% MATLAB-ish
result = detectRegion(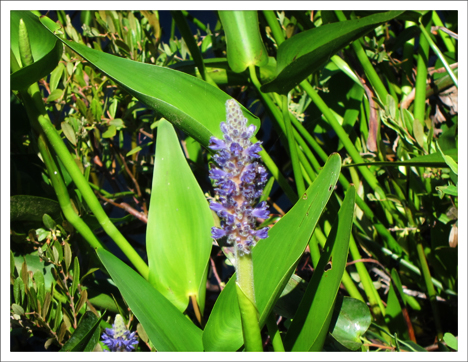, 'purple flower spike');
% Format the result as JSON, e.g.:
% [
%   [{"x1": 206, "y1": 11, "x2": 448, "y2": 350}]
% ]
[
  {"x1": 101, "y1": 315, "x2": 138, "y2": 352},
  {"x1": 208, "y1": 99, "x2": 270, "y2": 253}
]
